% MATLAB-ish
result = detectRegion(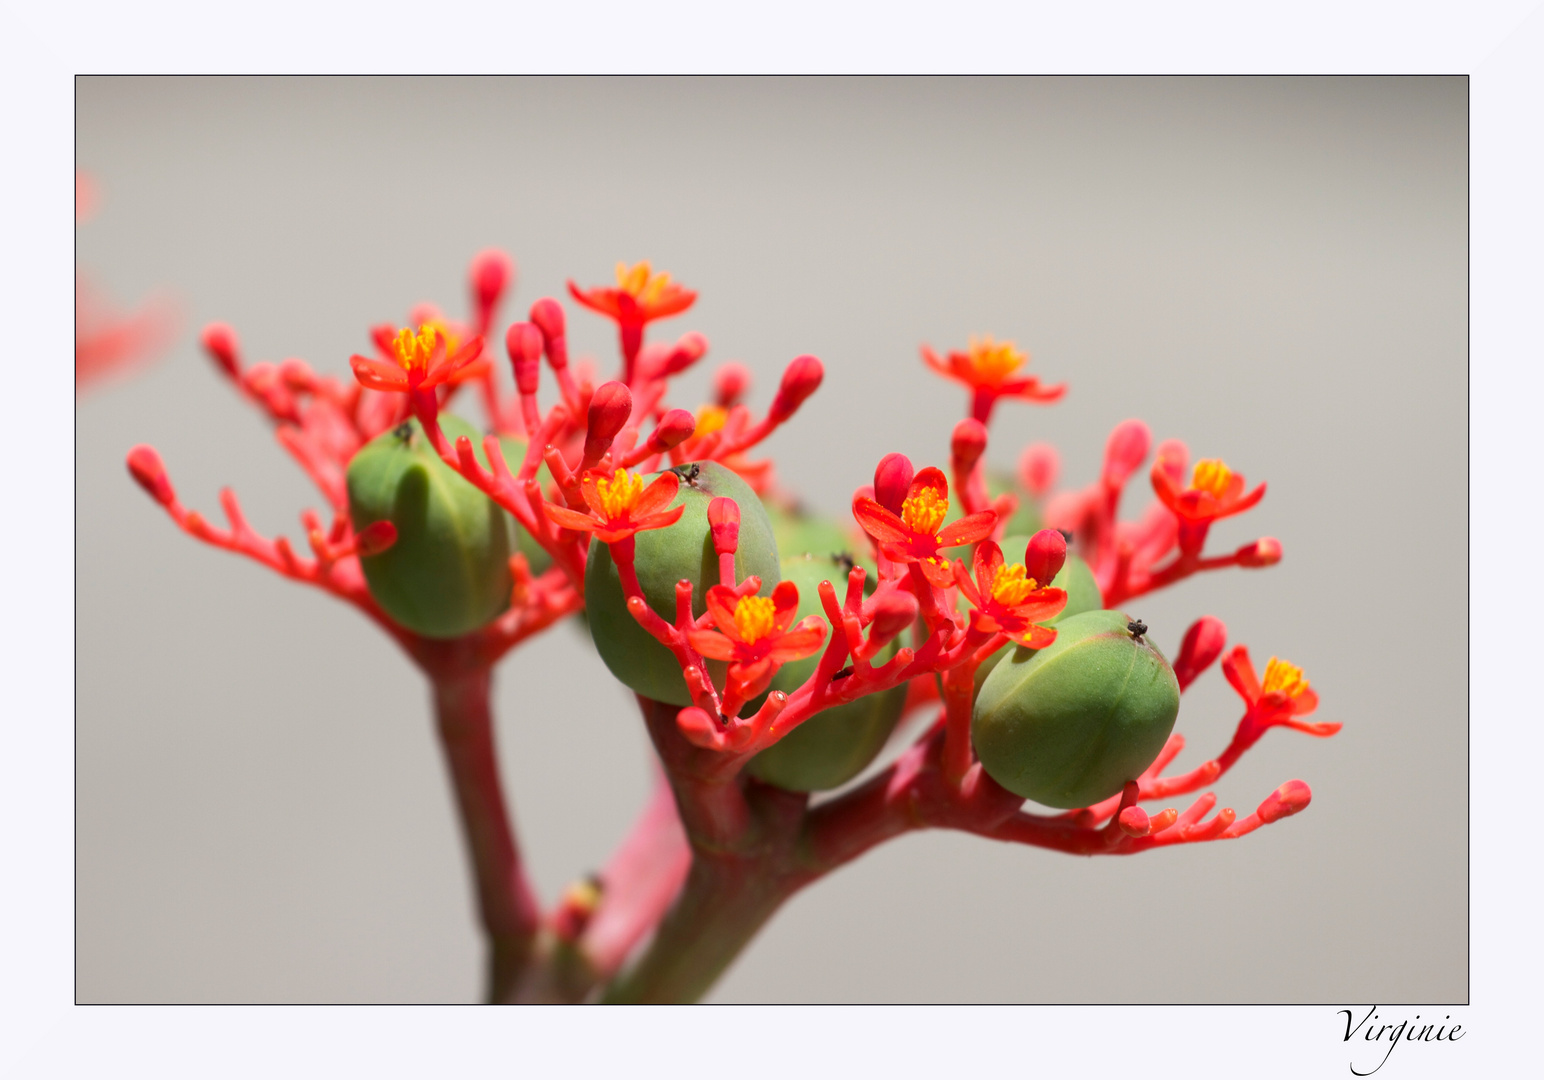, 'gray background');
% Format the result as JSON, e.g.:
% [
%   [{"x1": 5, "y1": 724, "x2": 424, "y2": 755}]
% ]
[{"x1": 76, "y1": 77, "x2": 1466, "y2": 1003}]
